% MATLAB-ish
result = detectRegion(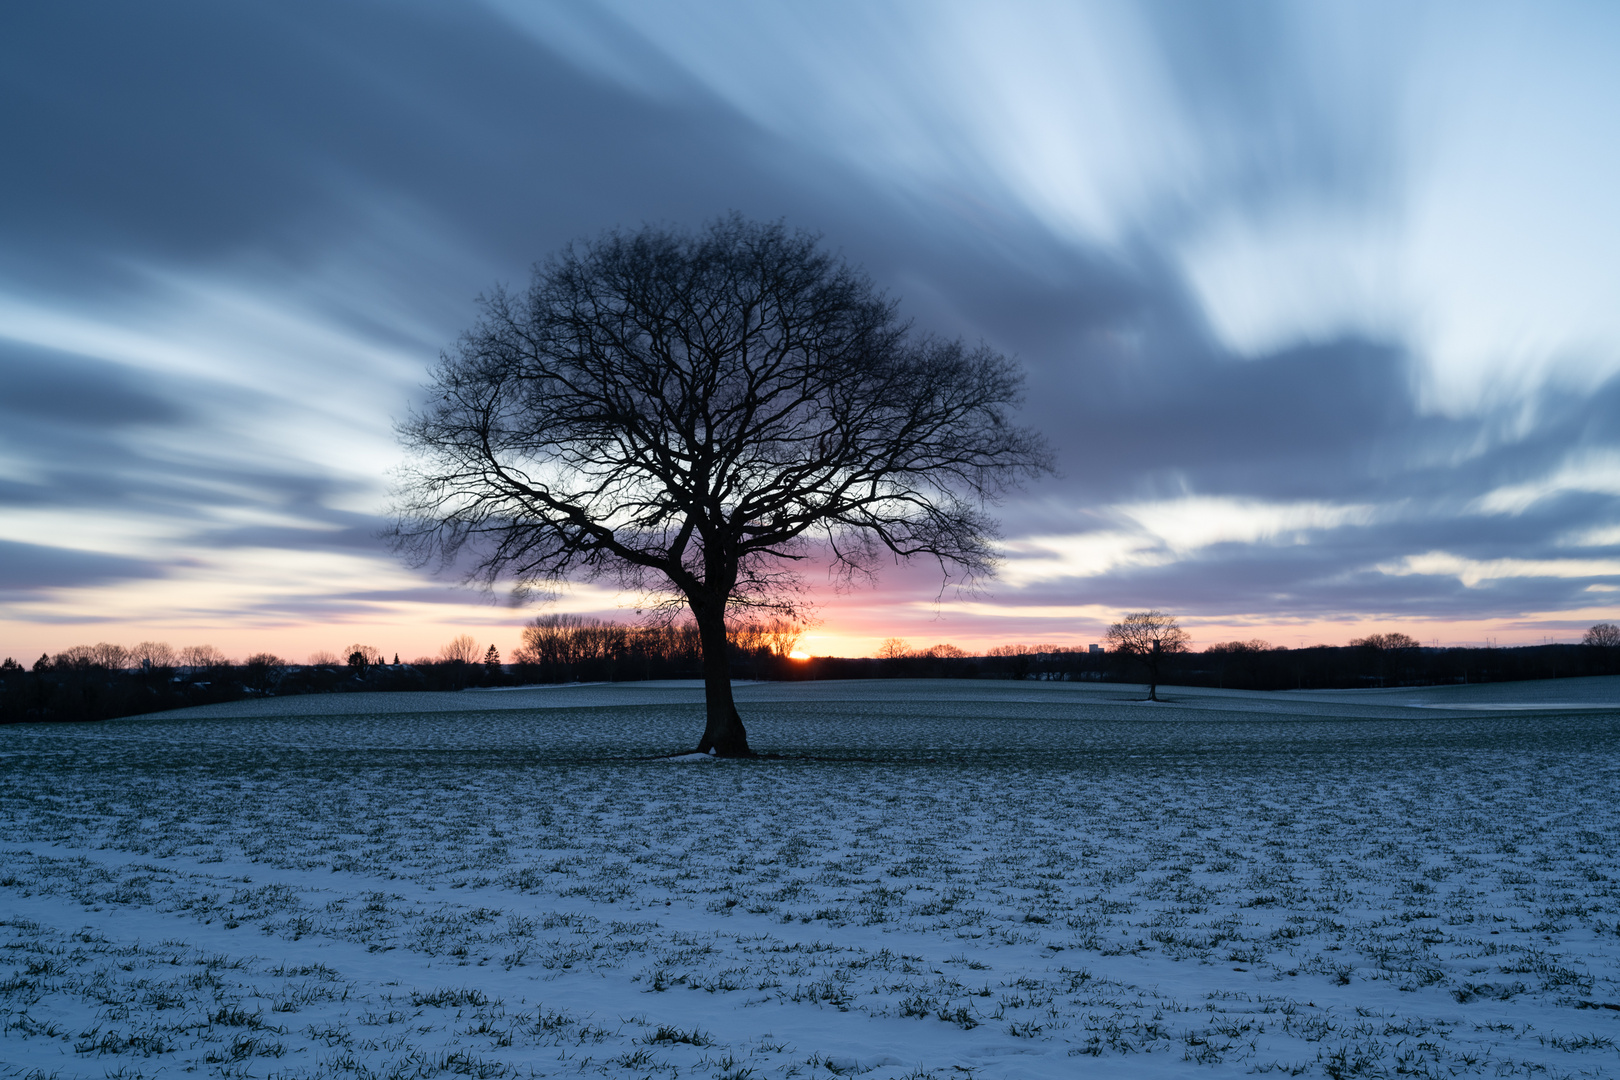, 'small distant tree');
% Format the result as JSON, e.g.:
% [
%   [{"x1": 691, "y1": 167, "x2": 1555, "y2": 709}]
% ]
[
  {"x1": 243, "y1": 653, "x2": 286, "y2": 691},
  {"x1": 179, "y1": 644, "x2": 230, "y2": 672},
  {"x1": 763, "y1": 620, "x2": 807, "y2": 659},
  {"x1": 876, "y1": 638, "x2": 911, "y2": 660},
  {"x1": 1350, "y1": 632, "x2": 1420, "y2": 651},
  {"x1": 483, "y1": 644, "x2": 501, "y2": 676},
  {"x1": 1584, "y1": 622, "x2": 1620, "y2": 648},
  {"x1": 342, "y1": 644, "x2": 384, "y2": 677},
  {"x1": 307, "y1": 650, "x2": 340, "y2": 668},
  {"x1": 130, "y1": 641, "x2": 176, "y2": 672},
  {"x1": 1585, "y1": 622, "x2": 1620, "y2": 674},
  {"x1": 1105, "y1": 611, "x2": 1190, "y2": 701},
  {"x1": 54, "y1": 643, "x2": 130, "y2": 671},
  {"x1": 1349, "y1": 631, "x2": 1421, "y2": 687},
  {"x1": 729, "y1": 618, "x2": 806, "y2": 659},
  {"x1": 344, "y1": 644, "x2": 384, "y2": 669},
  {"x1": 439, "y1": 634, "x2": 481, "y2": 665}
]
